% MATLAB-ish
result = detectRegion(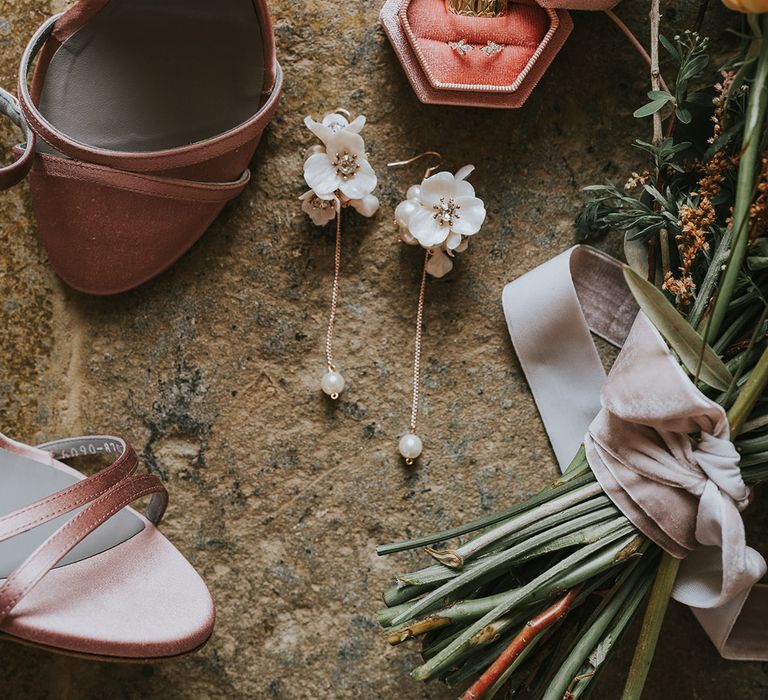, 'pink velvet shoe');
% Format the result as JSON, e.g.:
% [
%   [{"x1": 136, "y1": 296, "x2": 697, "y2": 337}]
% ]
[
  {"x1": 0, "y1": 434, "x2": 214, "y2": 661},
  {"x1": 0, "y1": 0, "x2": 282, "y2": 295}
]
